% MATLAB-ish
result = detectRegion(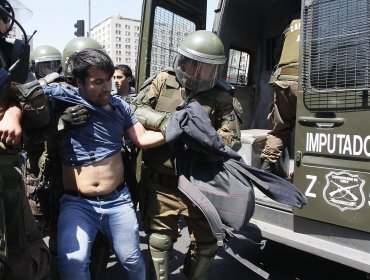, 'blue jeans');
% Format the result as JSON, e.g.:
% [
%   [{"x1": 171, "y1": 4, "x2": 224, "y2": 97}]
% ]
[{"x1": 57, "y1": 186, "x2": 145, "y2": 280}]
